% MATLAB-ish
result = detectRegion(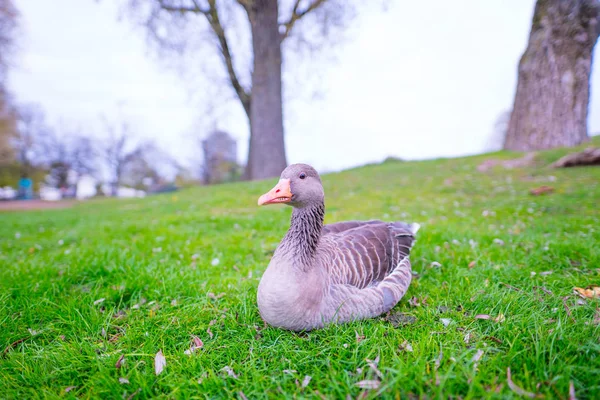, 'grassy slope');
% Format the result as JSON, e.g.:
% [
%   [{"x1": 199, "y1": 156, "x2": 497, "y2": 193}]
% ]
[{"x1": 1, "y1": 139, "x2": 599, "y2": 399}]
